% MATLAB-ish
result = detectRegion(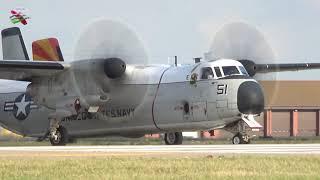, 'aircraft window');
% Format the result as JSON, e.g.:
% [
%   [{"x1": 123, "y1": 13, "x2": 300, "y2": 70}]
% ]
[
  {"x1": 201, "y1": 67, "x2": 214, "y2": 79},
  {"x1": 214, "y1": 67, "x2": 222, "y2": 77},
  {"x1": 239, "y1": 66, "x2": 249, "y2": 76},
  {"x1": 222, "y1": 66, "x2": 240, "y2": 76}
]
